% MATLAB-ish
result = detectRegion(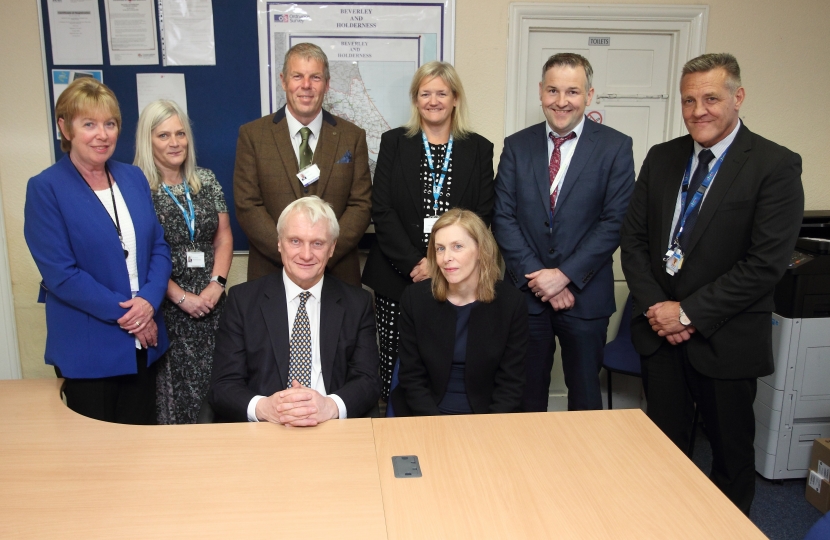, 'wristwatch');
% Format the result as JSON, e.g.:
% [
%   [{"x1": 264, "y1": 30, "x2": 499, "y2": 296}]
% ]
[
  {"x1": 210, "y1": 275, "x2": 227, "y2": 289},
  {"x1": 679, "y1": 306, "x2": 691, "y2": 326}
]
